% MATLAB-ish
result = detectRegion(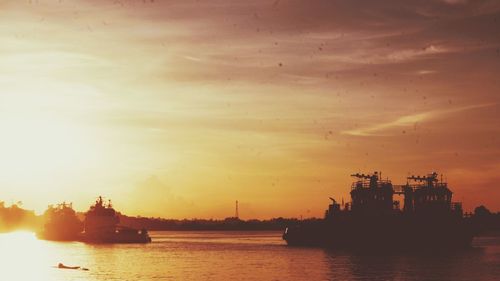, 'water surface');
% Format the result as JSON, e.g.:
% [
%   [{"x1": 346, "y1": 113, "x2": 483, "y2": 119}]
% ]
[{"x1": 0, "y1": 231, "x2": 498, "y2": 280}]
